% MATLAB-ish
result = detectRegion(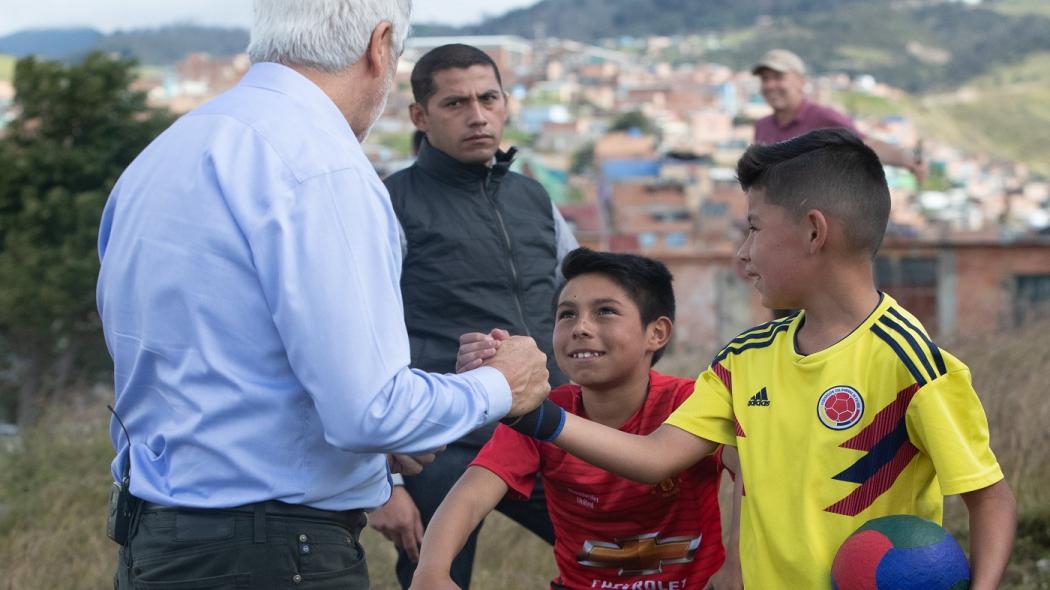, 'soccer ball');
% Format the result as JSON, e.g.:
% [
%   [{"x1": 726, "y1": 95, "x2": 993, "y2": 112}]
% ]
[{"x1": 831, "y1": 515, "x2": 970, "y2": 590}]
